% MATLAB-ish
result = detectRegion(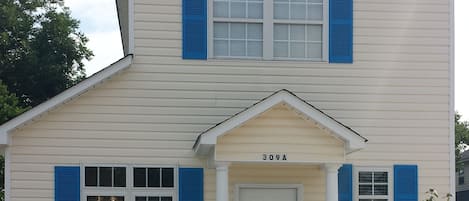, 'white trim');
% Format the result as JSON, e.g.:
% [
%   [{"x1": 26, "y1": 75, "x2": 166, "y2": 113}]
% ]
[
  {"x1": 353, "y1": 166, "x2": 394, "y2": 201},
  {"x1": 4, "y1": 145, "x2": 10, "y2": 201},
  {"x1": 128, "y1": 0, "x2": 135, "y2": 54},
  {"x1": 449, "y1": 0, "x2": 455, "y2": 199},
  {"x1": 0, "y1": 55, "x2": 133, "y2": 145},
  {"x1": 235, "y1": 184, "x2": 303, "y2": 201},
  {"x1": 194, "y1": 90, "x2": 366, "y2": 155}
]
